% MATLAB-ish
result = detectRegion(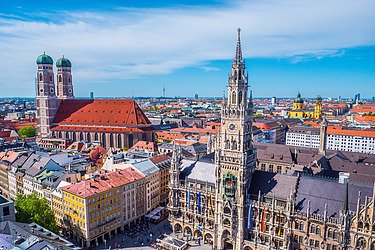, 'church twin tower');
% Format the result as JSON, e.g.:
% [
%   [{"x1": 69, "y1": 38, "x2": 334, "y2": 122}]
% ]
[{"x1": 35, "y1": 53, "x2": 74, "y2": 137}]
